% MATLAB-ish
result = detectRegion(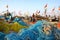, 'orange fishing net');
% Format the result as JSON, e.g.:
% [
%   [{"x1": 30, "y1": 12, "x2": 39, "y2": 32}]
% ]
[{"x1": 57, "y1": 22, "x2": 60, "y2": 29}]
